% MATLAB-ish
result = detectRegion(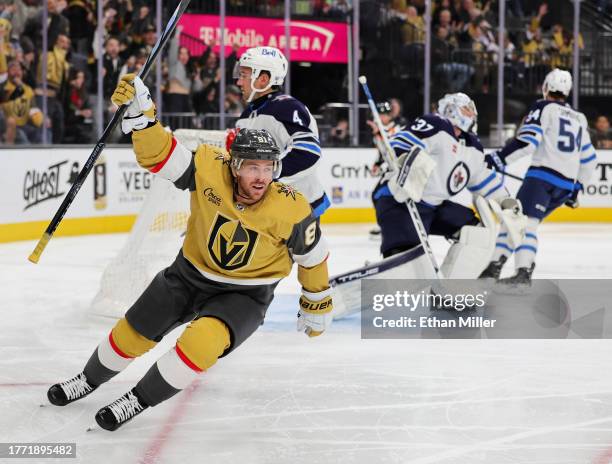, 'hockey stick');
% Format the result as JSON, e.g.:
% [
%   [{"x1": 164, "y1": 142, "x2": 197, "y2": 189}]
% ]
[
  {"x1": 497, "y1": 169, "x2": 524, "y2": 182},
  {"x1": 28, "y1": 0, "x2": 191, "y2": 264},
  {"x1": 358, "y1": 76, "x2": 440, "y2": 277}
]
